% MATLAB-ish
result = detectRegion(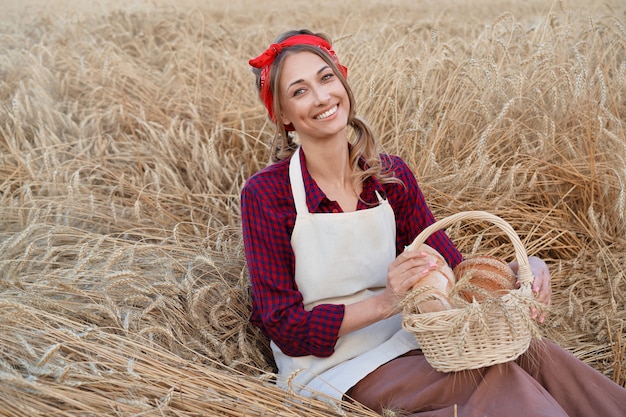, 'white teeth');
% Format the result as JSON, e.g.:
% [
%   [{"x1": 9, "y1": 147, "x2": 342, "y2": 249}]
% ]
[{"x1": 315, "y1": 105, "x2": 338, "y2": 120}]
